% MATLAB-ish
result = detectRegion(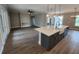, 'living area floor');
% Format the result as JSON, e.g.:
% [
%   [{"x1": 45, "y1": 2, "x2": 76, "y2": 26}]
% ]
[{"x1": 3, "y1": 27, "x2": 79, "y2": 54}]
